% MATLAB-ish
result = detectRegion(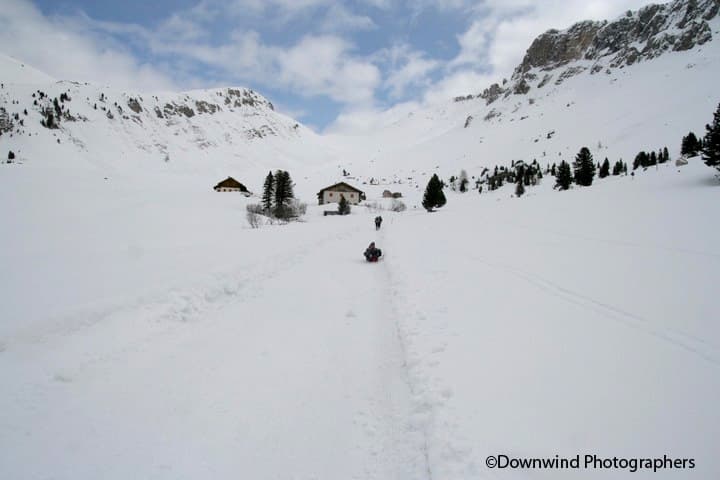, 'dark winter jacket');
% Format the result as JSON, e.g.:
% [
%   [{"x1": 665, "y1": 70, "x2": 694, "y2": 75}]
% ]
[{"x1": 364, "y1": 244, "x2": 382, "y2": 261}]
